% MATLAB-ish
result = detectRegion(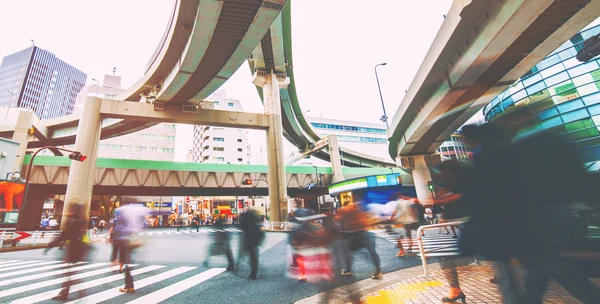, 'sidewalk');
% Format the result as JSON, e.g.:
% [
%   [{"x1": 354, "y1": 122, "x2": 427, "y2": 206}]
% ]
[{"x1": 296, "y1": 258, "x2": 600, "y2": 304}]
